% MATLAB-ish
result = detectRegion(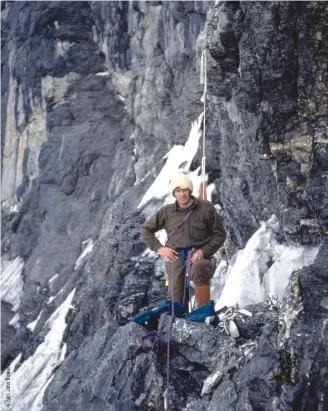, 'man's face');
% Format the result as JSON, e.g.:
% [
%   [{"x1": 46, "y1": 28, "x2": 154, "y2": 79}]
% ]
[{"x1": 174, "y1": 188, "x2": 191, "y2": 206}]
